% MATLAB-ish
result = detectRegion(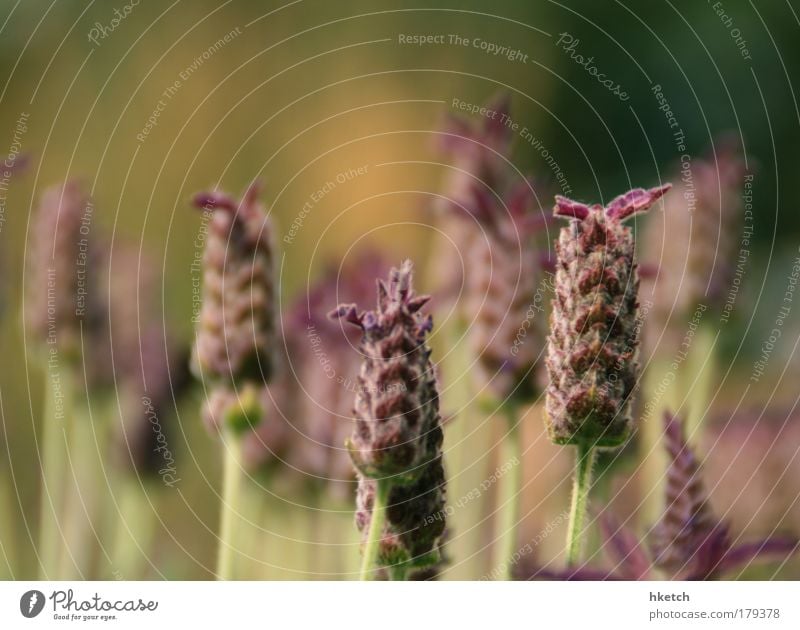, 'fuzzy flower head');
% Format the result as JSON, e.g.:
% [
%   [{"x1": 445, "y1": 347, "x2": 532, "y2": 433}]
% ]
[
  {"x1": 330, "y1": 260, "x2": 439, "y2": 479},
  {"x1": 545, "y1": 185, "x2": 670, "y2": 447},
  {"x1": 191, "y1": 182, "x2": 277, "y2": 385}
]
